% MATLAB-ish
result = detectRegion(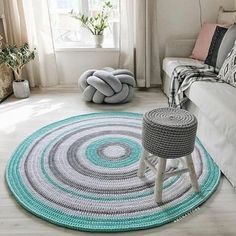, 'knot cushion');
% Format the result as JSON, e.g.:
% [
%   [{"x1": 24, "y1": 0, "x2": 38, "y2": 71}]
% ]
[{"x1": 79, "y1": 68, "x2": 135, "y2": 104}]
